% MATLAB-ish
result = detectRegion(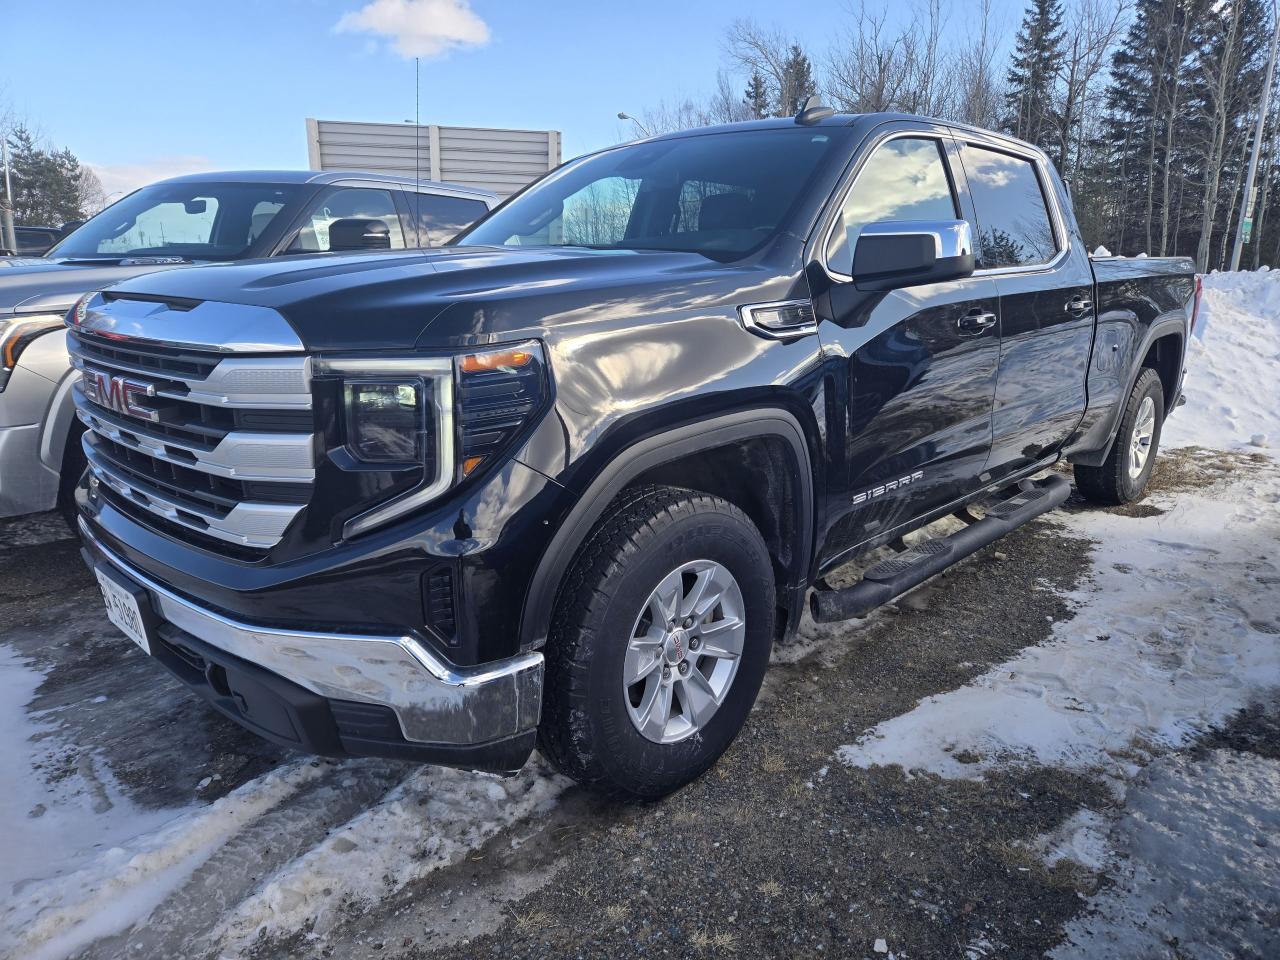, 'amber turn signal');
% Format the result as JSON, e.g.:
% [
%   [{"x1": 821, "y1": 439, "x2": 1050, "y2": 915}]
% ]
[{"x1": 459, "y1": 347, "x2": 535, "y2": 373}]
